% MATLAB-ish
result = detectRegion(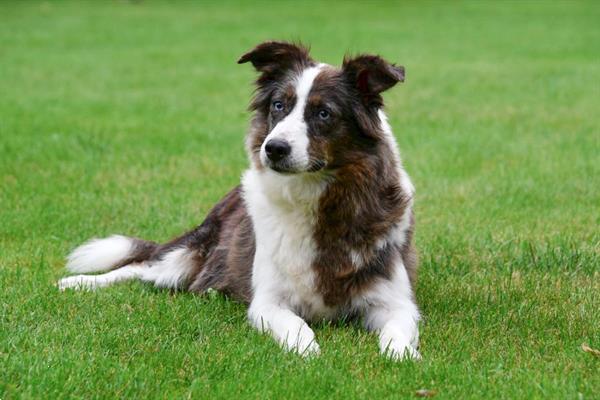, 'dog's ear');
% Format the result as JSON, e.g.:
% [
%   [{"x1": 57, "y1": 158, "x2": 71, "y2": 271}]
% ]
[
  {"x1": 342, "y1": 54, "x2": 405, "y2": 107},
  {"x1": 238, "y1": 41, "x2": 312, "y2": 79},
  {"x1": 342, "y1": 55, "x2": 404, "y2": 139}
]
